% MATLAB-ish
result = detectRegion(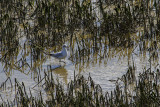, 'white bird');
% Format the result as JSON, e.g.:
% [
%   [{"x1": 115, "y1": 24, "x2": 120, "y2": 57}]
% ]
[{"x1": 48, "y1": 44, "x2": 68, "y2": 63}]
